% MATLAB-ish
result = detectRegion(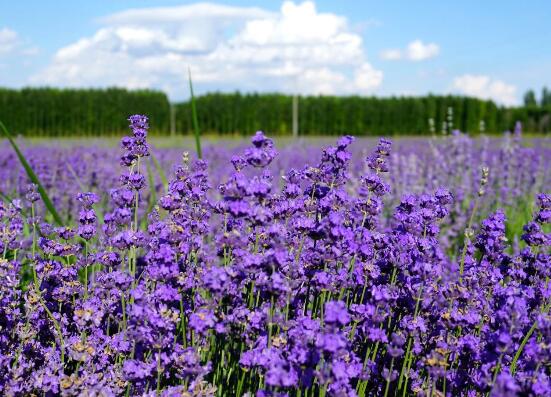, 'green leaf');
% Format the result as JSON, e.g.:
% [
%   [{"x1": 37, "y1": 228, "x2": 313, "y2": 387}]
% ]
[{"x1": 0, "y1": 120, "x2": 64, "y2": 226}]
